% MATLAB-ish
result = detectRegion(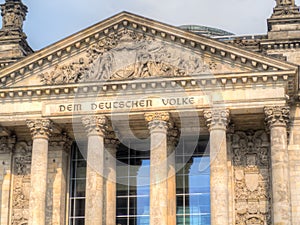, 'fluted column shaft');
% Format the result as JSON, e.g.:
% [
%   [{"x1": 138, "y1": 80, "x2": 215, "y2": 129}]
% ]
[
  {"x1": 26, "y1": 119, "x2": 53, "y2": 225},
  {"x1": 82, "y1": 115, "x2": 108, "y2": 225},
  {"x1": 104, "y1": 136, "x2": 118, "y2": 225},
  {"x1": 145, "y1": 112, "x2": 170, "y2": 225},
  {"x1": 265, "y1": 106, "x2": 292, "y2": 225},
  {"x1": 204, "y1": 109, "x2": 230, "y2": 225}
]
